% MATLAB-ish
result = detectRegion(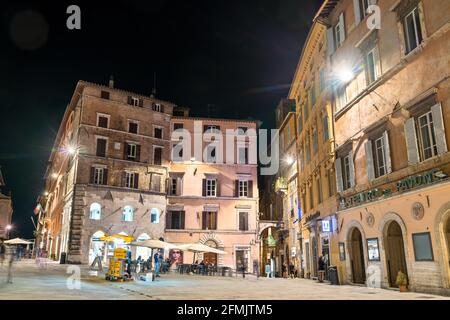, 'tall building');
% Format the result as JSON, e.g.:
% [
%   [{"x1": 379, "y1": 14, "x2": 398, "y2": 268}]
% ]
[
  {"x1": 272, "y1": 99, "x2": 301, "y2": 276},
  {"x1": 36, "y1": 79, "x2": 261, "y2": 273},
  {"x1": 289, "y1": 19, "x2": 338, "y2": 280},
  {"x1": 0, "y1": 167, "x2": 13, "y2": 240},
  {"x1": 317, "y1": 0, "x2": 450, "y2": 294},
  {"x1": 166, "y1": 117, "x2": 260, "y2": 272},
  {"x1": 36, "y1": 80, "x2": 174, "y2": 264}
]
